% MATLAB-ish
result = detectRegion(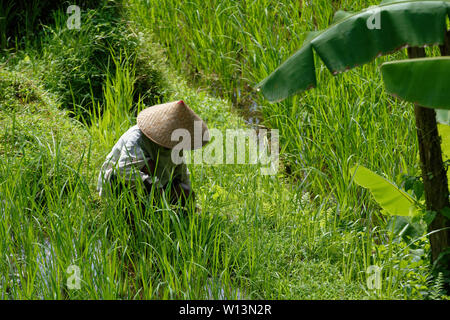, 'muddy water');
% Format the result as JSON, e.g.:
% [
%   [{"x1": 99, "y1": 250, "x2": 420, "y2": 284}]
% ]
[
  {"x1": 230, "y1": 85, "x2": 265, "y2": 130},
  {"x1": 241, "y1": 100, "x2": 264, "y2": 128}
]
